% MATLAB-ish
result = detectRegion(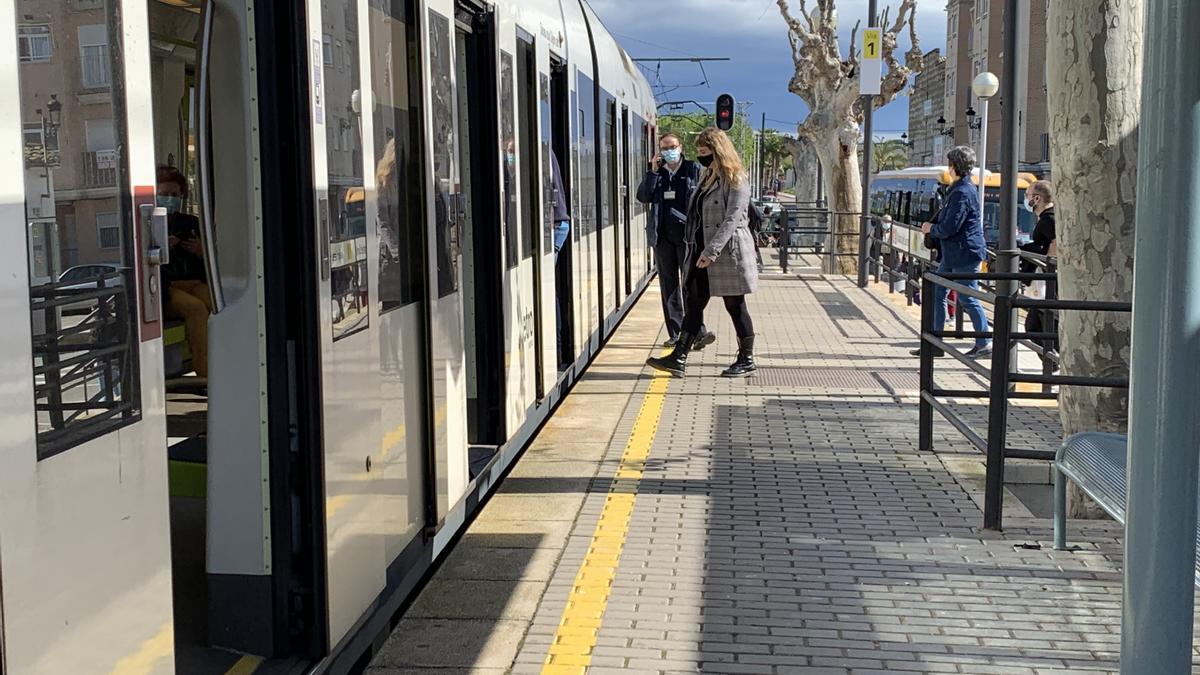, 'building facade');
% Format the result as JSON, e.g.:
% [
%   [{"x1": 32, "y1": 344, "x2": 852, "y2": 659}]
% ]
[
  {"x1": 906, "y1": 49, "x2": 947, "y2": 167},
  {"x1": 941, "y1": 0, "x2": 1049, "y2": 172}
]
